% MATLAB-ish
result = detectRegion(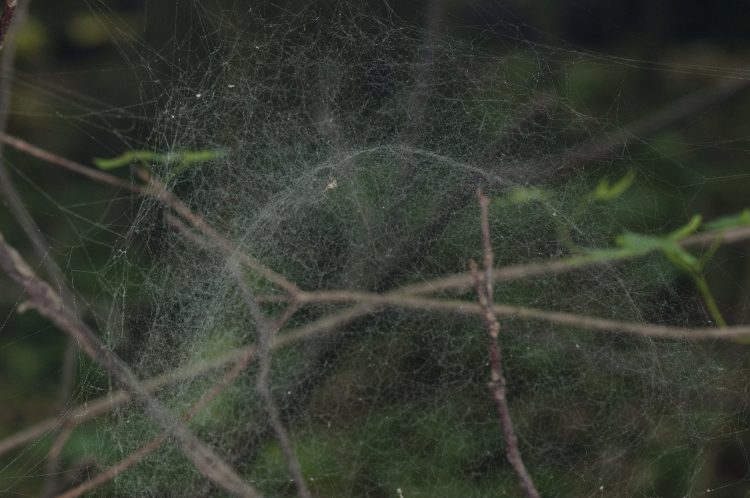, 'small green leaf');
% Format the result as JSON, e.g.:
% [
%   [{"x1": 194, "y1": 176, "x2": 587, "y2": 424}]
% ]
[
  {"x1": 178, "y1": 150, "x2": 224, "y2": 164},
  {"x1": 591, "y1": 170, "x2": 635, "y2": 201},
  {"x1": 669, "y1": 214, "x2": 702, "y2": 240},
  {"x1": 93, "y1": 149, "x2": 226, "y2": 171},
  {"x1": 93, "y1": 150, "x2": 159, "y2": 170},
  {"x1": 611, "y1": 218, "x2": 704, "y2": 275},
  {"x1": 506, "y1": 187, "x2": 550, "y2": 204},
  {"x1": 615, "y1": 232, "x2": 667, "y2": 254},
  {"x1": 704, "y1": 209, "x2": 750, "y2": 230}
]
